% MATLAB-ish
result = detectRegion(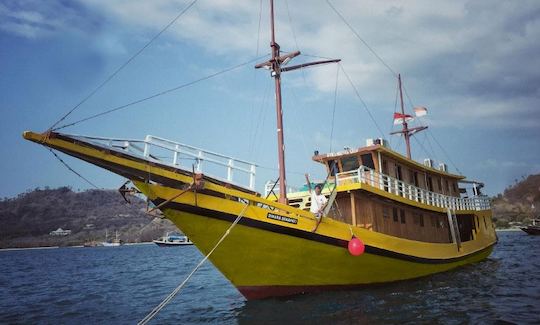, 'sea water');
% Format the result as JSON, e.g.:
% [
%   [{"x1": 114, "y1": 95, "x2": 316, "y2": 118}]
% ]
[{"x1": 0, "y1": 231, "x2": 538, "y2": 324}]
